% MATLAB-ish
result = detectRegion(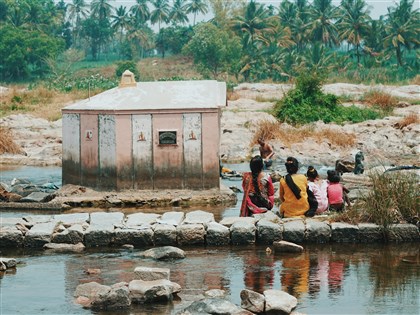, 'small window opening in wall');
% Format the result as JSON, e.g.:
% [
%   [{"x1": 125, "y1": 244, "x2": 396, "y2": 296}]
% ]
[{"x1": 159, "y1": 131, "x2": 177, "y2": 145}]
